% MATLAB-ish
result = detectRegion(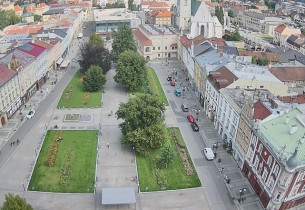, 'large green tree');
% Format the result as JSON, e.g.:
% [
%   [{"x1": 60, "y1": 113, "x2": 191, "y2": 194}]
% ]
[
  {"x1": 215, "y1": 6, "x2": 224, "y2": 25},
  {"x1": 156, "y1": 145, "x2": 175, "y2": 169},
  {"x1": 0, "y1": 10, "x2": 21, "y2": 29},
  {"x1": 1, "y1": 193, "x2": 33, "y2": 210},
  {"x1": 112, "y1": 23, "x2": 136, "y2": 62},
  {"x1": 117, "y1": 94, "x2": 165, "y2": 135},
  {"x1": 114, "y1": 50, "x2": 147, "y2": 91},
  {"x1": 34, "y1": 14, "x2": 42, "y2": 22},
  {"x1": 83, "y1": 65, "x2": 106, "y2": 92},
  {"x1": 122, "y1": 122, "x2": 168, "y2": 155},
  {"x1": 89, "y1": 33, "x2": 104, "y2": 47},
  {"x1": 79, "y1": 43, "x2": 111, "y2": 74}
]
